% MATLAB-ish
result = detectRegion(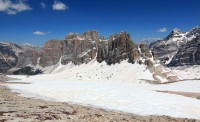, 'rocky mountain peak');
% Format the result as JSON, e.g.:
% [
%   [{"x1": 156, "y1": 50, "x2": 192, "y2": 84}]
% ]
[
  {"x1": 83, "y1": 30, "x2": 99, "y2": 40},
  {"x1": 172, "y1": 28, "x2": 182, "y2": 34},
  {"x1": 66, "y1": 33, "x2": 83, "y2": 40},
  {"x1": 186, "y1": 26, "x2": 200, "y2": 38},
  {"x1": 165, "y1": 28, "x2": 184, "y2": 40},
  {"x1": 66, "y1": 30, "x2": 100, "y2": 41},
  {"x1": 109, "y1": 32, "x2": 131, "y2": 41}
]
